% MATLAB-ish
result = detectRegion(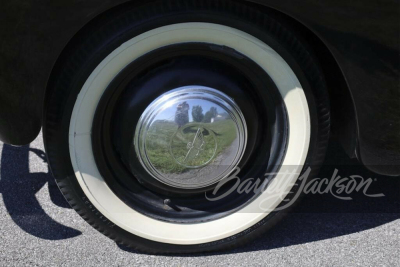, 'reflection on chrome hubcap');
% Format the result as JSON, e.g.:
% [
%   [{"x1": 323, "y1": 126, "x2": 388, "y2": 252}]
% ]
[
  {"x1": 170, "y1": 125, "x2": 217, "y2": 168},
  {"x1": 134, "y1": 86, "x2": 247, "y2": 189}
]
